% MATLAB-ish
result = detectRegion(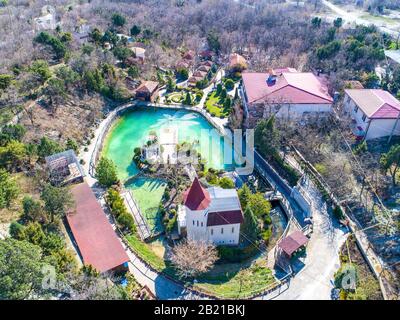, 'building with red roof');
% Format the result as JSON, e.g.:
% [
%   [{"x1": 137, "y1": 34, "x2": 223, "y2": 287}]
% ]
[
  {"x1": 135, "y1": 81, "x2": 160, "y2": 102},
  {"x1": 178, "y1": 178, "x2": 243, "y2": 246},
  {"x1": 66, "y1": 182, "x2": 129, "y2": 273},
  {"x1": 240, "y1": 68, "x2": 333, "y2": 127},
  {"x1": 344, "y1": 89, "x2": 400, "y2": 140},
  {"x1": 278, "y1": 230, "x2": 309, "y2": 257},
  {"x1": 183, "y1": 177, "x2": 211, "y2": 210}
]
